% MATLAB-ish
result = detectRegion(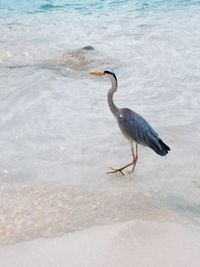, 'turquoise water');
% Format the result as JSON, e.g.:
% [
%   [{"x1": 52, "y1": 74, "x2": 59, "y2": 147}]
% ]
[
  {"x1": 1, "y1": 0, "x2": 200, "y2": 14},
  {"x1": 0, "y1": 0, "x2": 200, "y2": 243}
]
